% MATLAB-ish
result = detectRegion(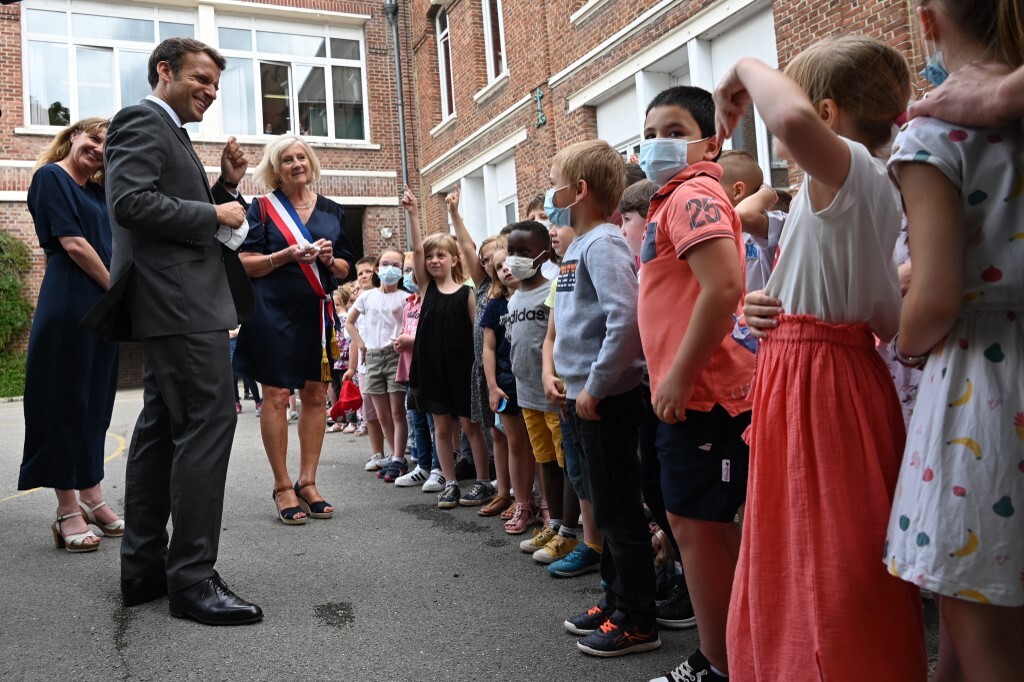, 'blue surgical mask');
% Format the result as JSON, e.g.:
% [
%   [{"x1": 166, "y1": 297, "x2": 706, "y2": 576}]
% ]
[
  {"x1": 545, "y1": 187, "x2": 577, "y2": 228},
  {"x1": 920, "y1": 41, "x2": 948, "y2": 87},
  {"x1": 639, "y1": 136, "x2": 711, "y2": 187},
  {"x1": 379, "y1": 265, "x2": 402, "y2": 286},
  {"x1": 402, "y1": 271, "x2": 419, "y2": 293}
]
